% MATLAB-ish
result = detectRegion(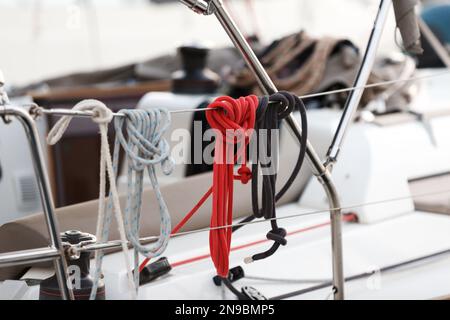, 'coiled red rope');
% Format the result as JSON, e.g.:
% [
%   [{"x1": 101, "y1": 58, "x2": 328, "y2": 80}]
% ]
[
  {"x1": 207, "y1": 95, "x2": 258, "y2": 277},
  {"x1": 139, "y1": 95, "x2": 258, "y2": 277}
]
